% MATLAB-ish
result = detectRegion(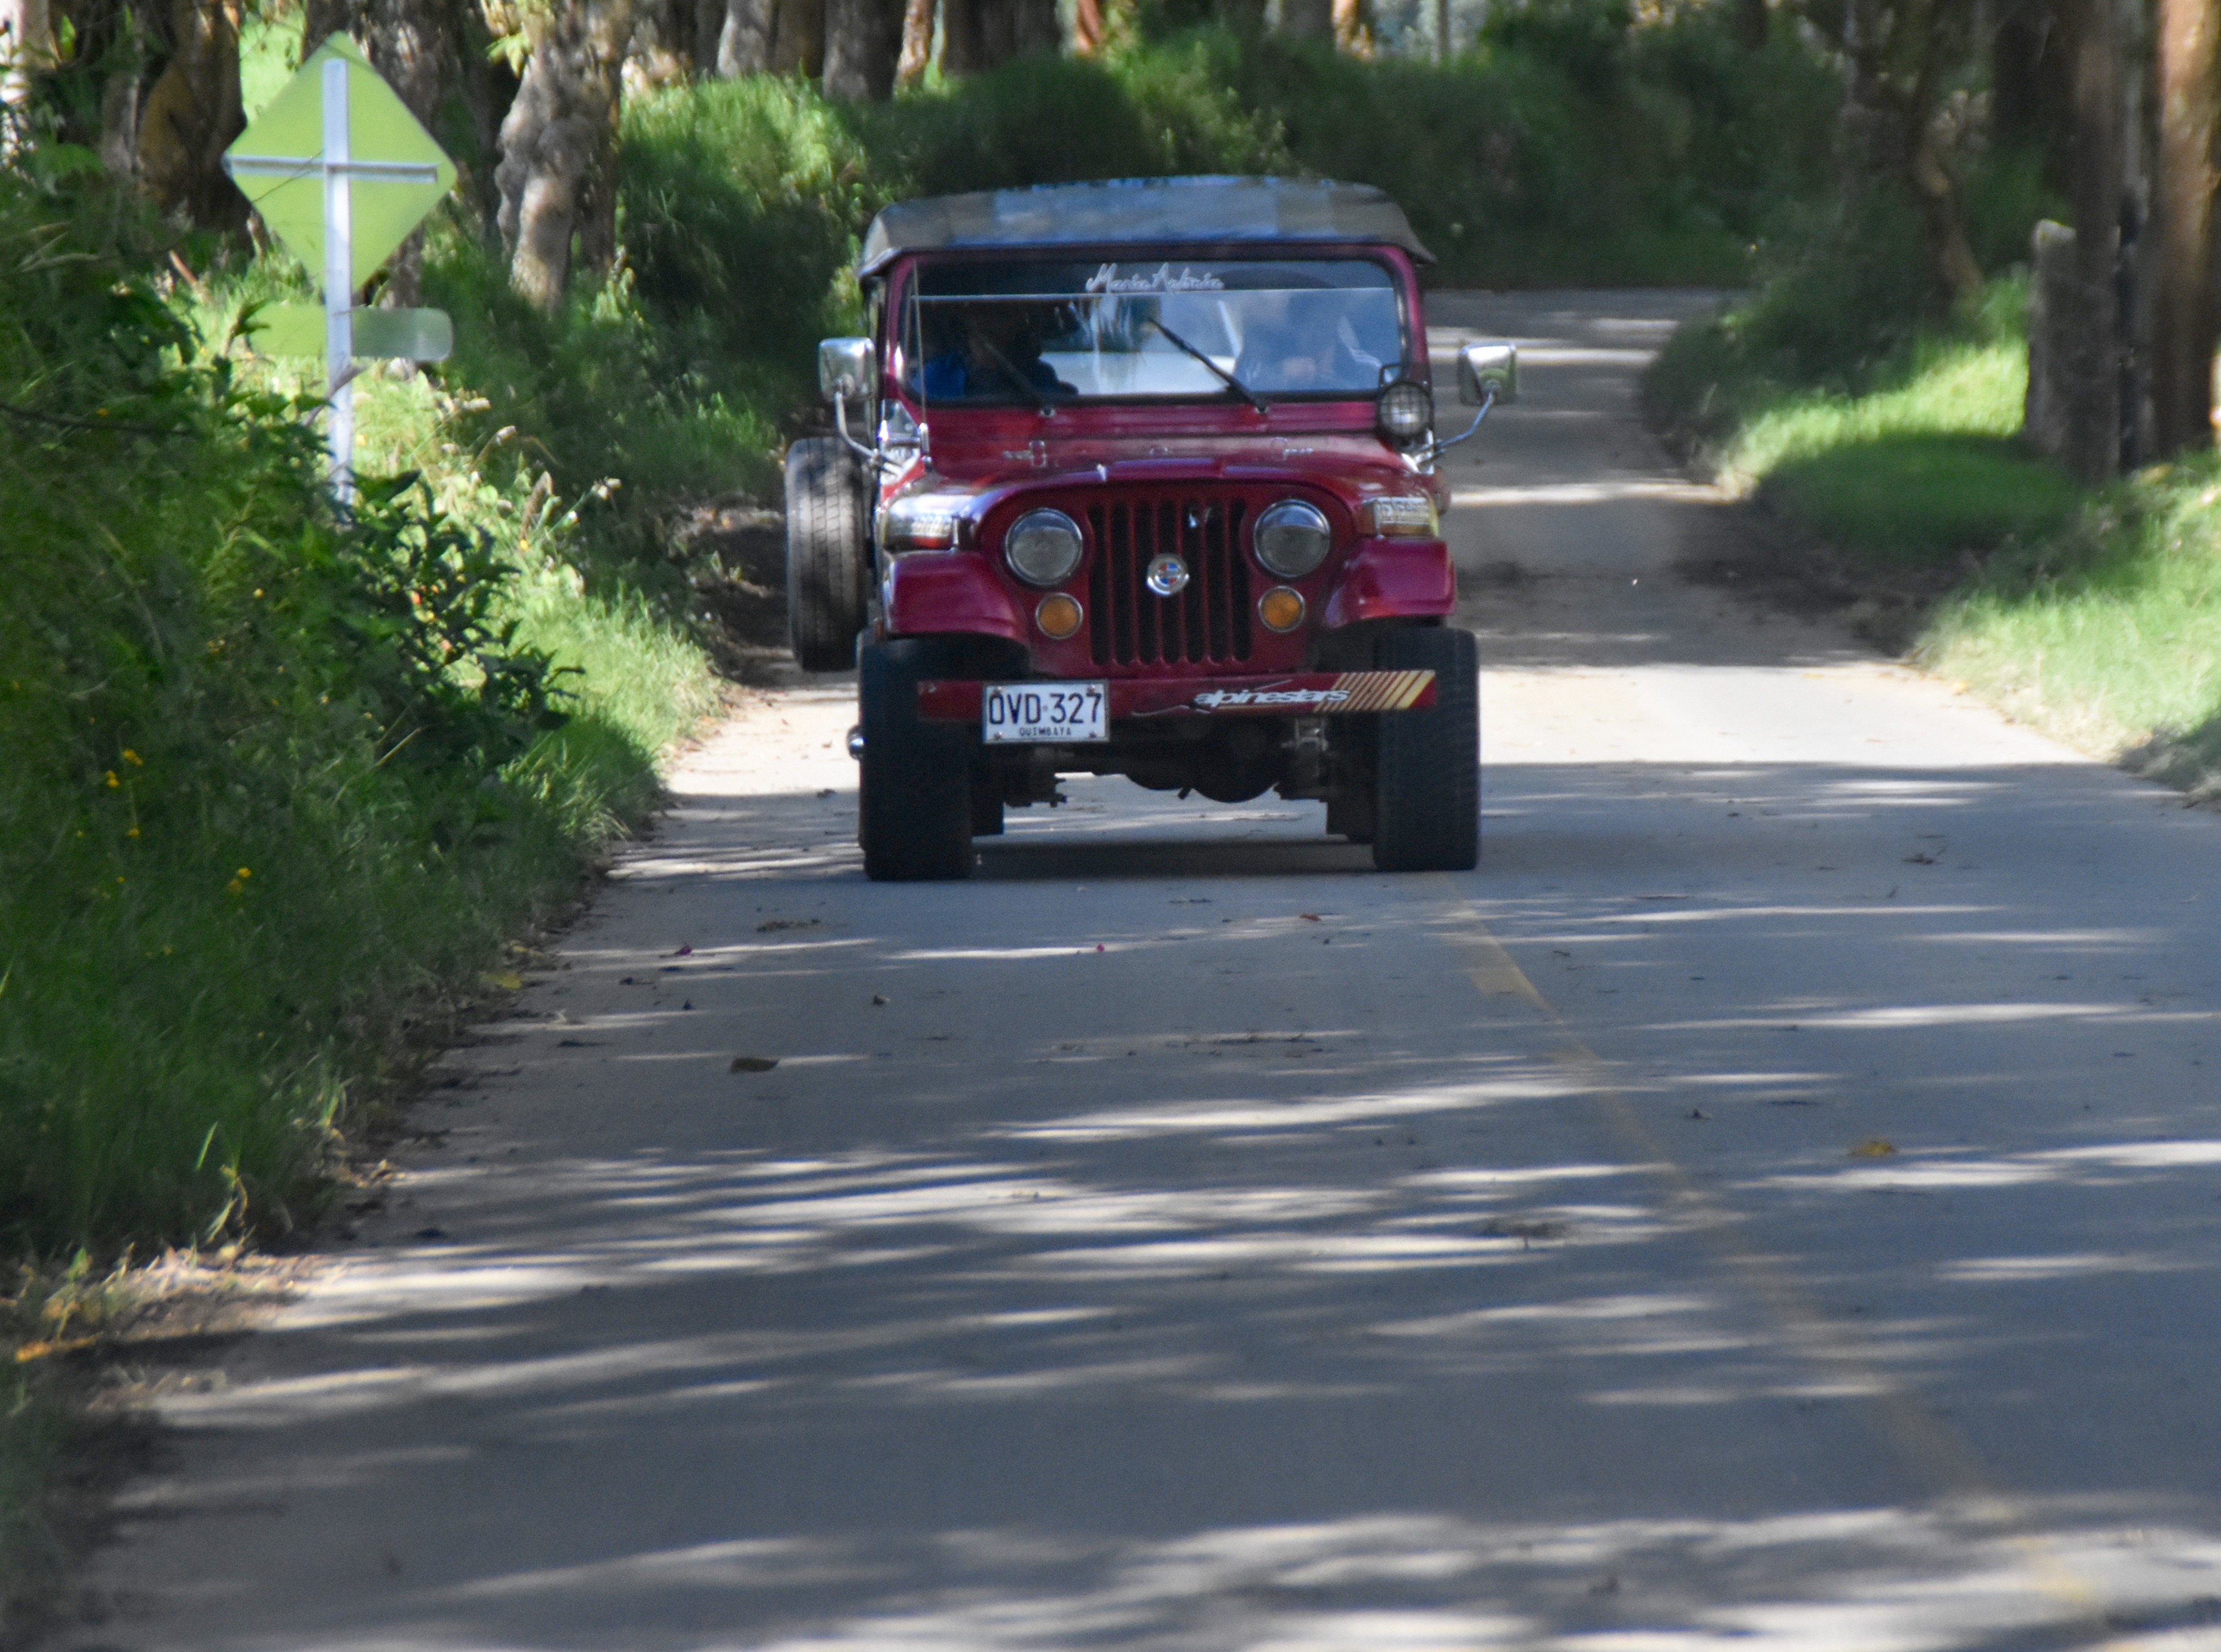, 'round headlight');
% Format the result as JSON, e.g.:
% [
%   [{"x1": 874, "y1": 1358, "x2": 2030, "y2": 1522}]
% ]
[
  {"x1": 1253, "y1": 499, "x2": 1332, "y2": 579},
  {"x1": 1377, "y1": 379, "x2": 1432, "y2": 445},
  {"x1": 1004, "y1": 509, "x2": 1084, "y2": 588}
]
